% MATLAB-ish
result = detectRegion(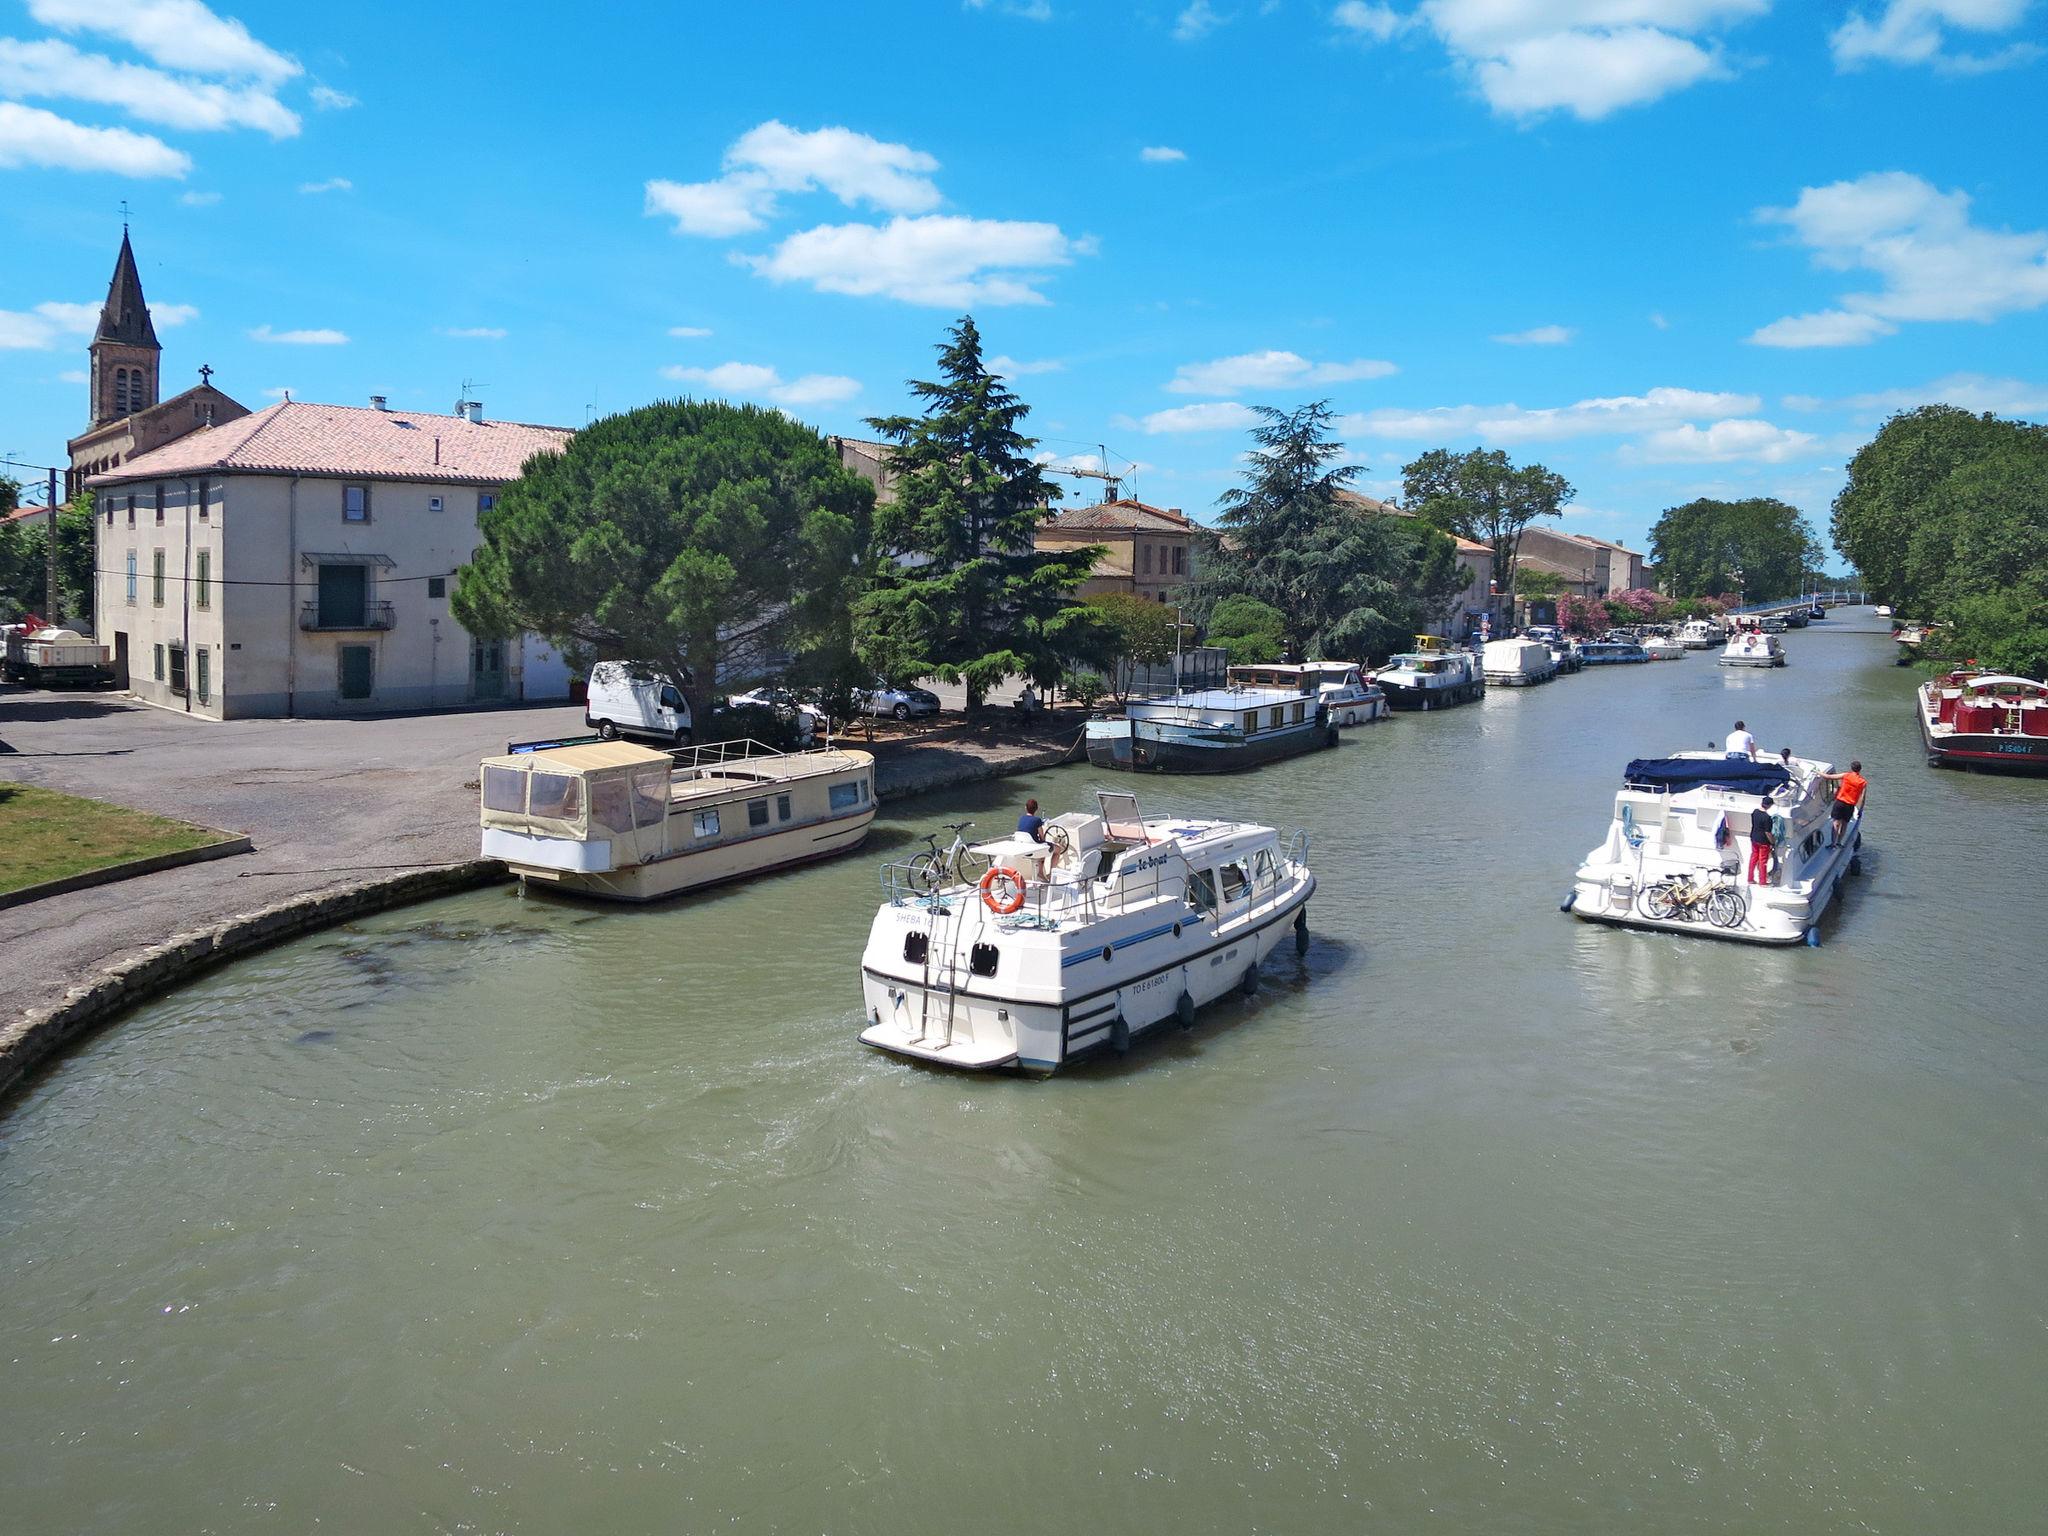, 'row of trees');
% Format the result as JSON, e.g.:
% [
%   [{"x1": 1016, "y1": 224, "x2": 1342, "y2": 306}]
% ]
[
  {"x1": 0, "y1": 496, "x2": 94, "y2": 625},
  {"x1": 1648, "y1": 496, "x2": 1828, "y2": 603},
  {"x1": 1833, "y1": 404, "x2": 2048, "y2": 678}
]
